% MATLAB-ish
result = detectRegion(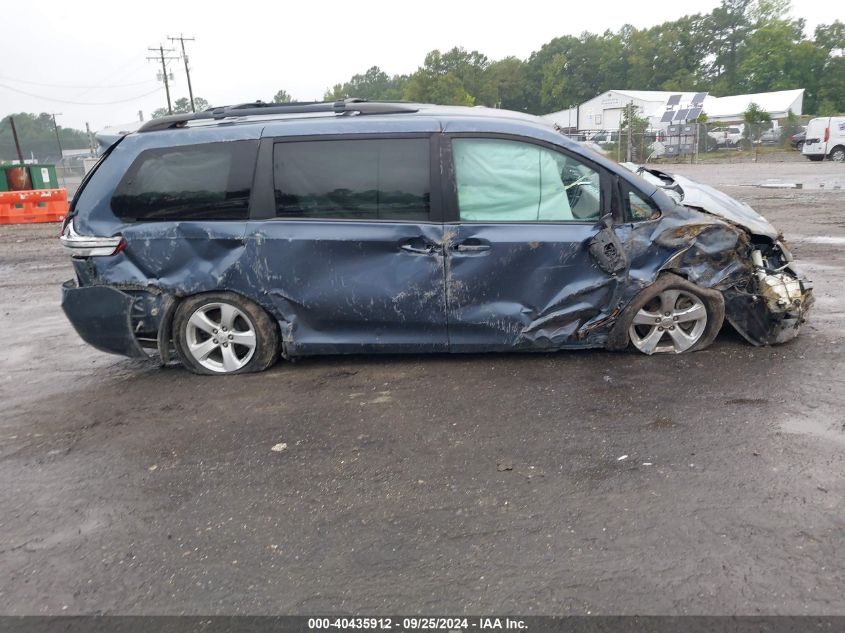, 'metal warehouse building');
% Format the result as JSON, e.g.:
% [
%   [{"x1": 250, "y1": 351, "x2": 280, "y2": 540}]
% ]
[{"x1": 544, "y1": 88, "x2": 805, "y2": 131}]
